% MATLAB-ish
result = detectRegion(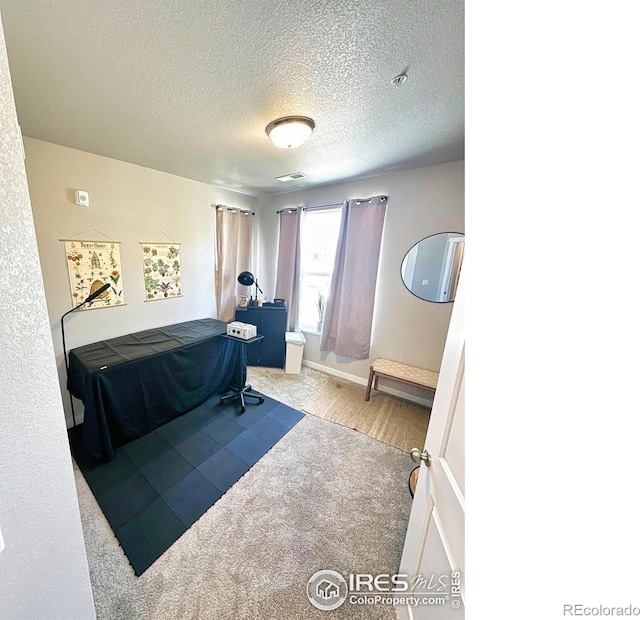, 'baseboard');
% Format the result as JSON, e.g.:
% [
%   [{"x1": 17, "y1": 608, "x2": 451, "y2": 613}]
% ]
[
  {"x1": 302, "y1": 360, "x2": 434, "y2": 408},
  {"x1": 302, "y1": 360, "x2": 368, "y2": 386}
]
